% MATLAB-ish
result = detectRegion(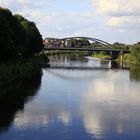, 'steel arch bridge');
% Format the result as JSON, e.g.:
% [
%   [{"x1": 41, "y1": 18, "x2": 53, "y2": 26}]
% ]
[
  {"x1": 43, "y1": 37, "x2": 130, "y2": 60},
  {"x1": 44, "y1": 36, "x2": 112, "y2": 47},
  {"x1": 61, "y1": 37, "x2": 112, "y2": 47}
]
